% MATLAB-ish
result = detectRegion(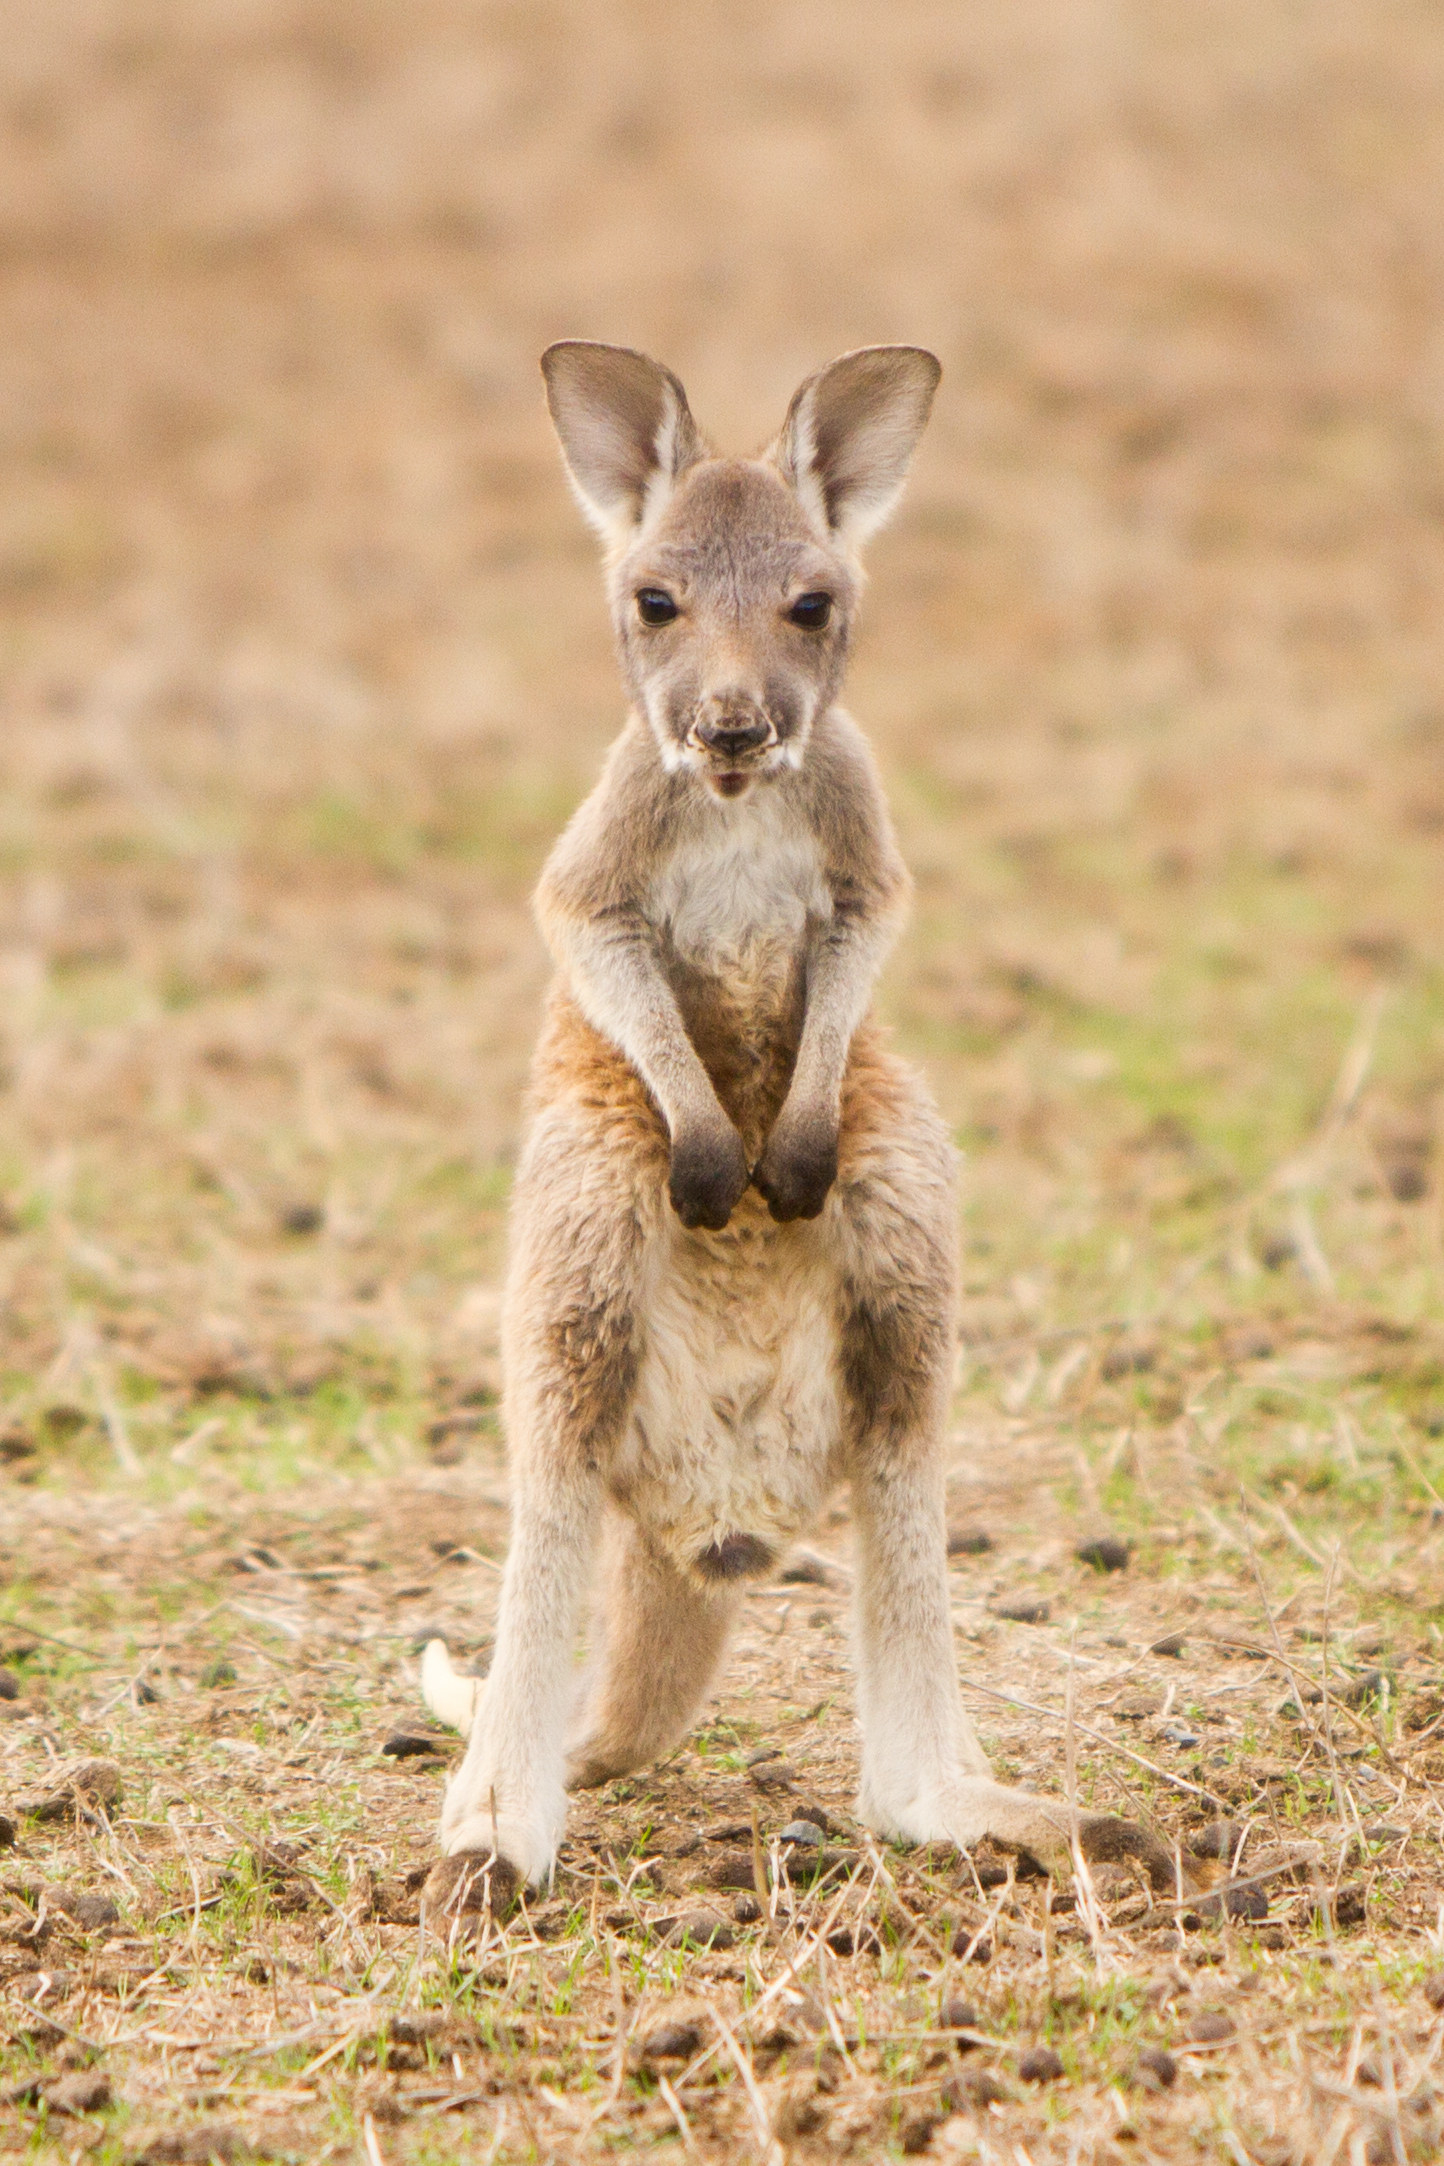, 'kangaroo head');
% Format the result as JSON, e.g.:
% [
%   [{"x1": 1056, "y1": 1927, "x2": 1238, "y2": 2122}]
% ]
[{"x1": 540, "y1": 342, "x2": 940, "y2": 798}]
